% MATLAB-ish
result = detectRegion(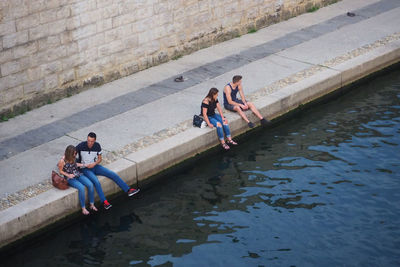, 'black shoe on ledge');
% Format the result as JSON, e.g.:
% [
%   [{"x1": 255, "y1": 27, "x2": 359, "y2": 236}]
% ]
[
  {"x1": 248, "y1": 122, "x2": 255, "y2": 128},
  {"x1": 260, "y1": 118, "x2": 271, "y2": 126}
]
